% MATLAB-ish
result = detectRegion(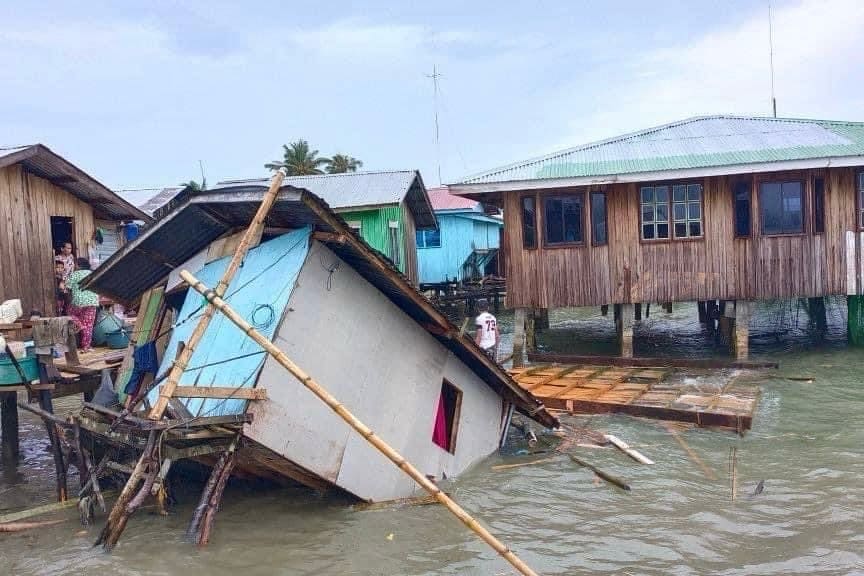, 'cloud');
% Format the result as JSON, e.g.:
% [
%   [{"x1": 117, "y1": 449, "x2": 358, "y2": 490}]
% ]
[{"x1": 551, "y1": 0, "x2": 864, "y2": 150}]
